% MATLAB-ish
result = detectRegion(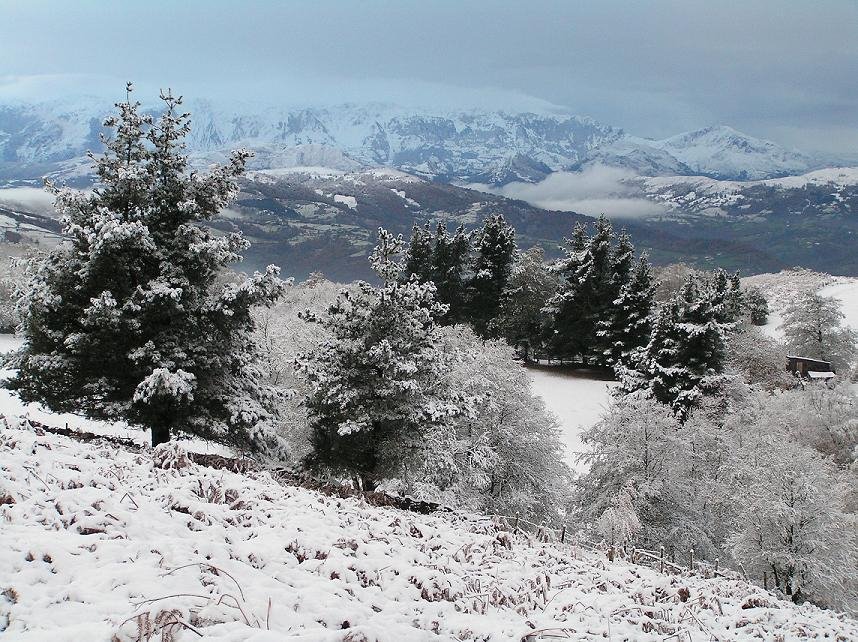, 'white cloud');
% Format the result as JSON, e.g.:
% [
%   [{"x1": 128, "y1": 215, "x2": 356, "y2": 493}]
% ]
[
  {"x1": 0, "y1": 188, "x2": 56, "y2": 214},
  {"x1": 470, "y1": 165, "x2": 666, "y2": 219}
]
